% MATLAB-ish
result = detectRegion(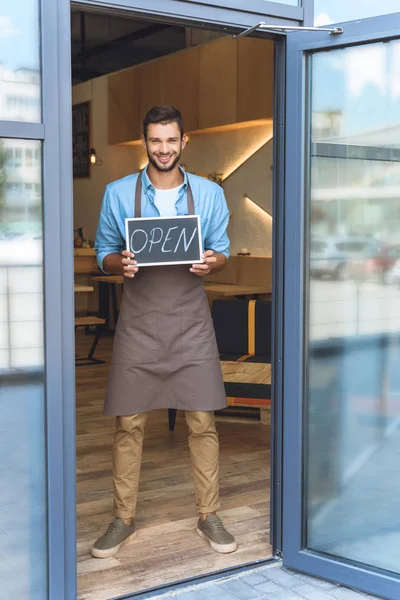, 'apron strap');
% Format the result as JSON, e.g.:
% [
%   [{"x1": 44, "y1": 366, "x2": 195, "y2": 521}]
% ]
[
  {"x1": 135, "y1": 171, "x2": 143, "y2": 218},
  {"x1": 134, "y1": 169, "x2": 194, "y2": 217},
  {"x1": 187, "y1": 179, "x2": 195, "y2": 215}
]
